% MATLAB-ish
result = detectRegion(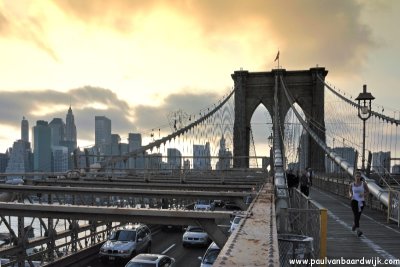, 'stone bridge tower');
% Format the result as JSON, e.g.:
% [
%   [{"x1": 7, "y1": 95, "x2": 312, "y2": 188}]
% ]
[{"x1": 232, "y1": 67, "x2": 328, "y2": 172}]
